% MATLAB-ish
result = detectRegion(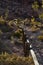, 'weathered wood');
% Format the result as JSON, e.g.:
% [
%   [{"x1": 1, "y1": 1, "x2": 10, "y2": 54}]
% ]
[
  {"x1": 22, "y1": 29, "x2": 26, "y2": 56},
  {"x1": 30, "y1": 49, "x2": 39, "y2": 65}
]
